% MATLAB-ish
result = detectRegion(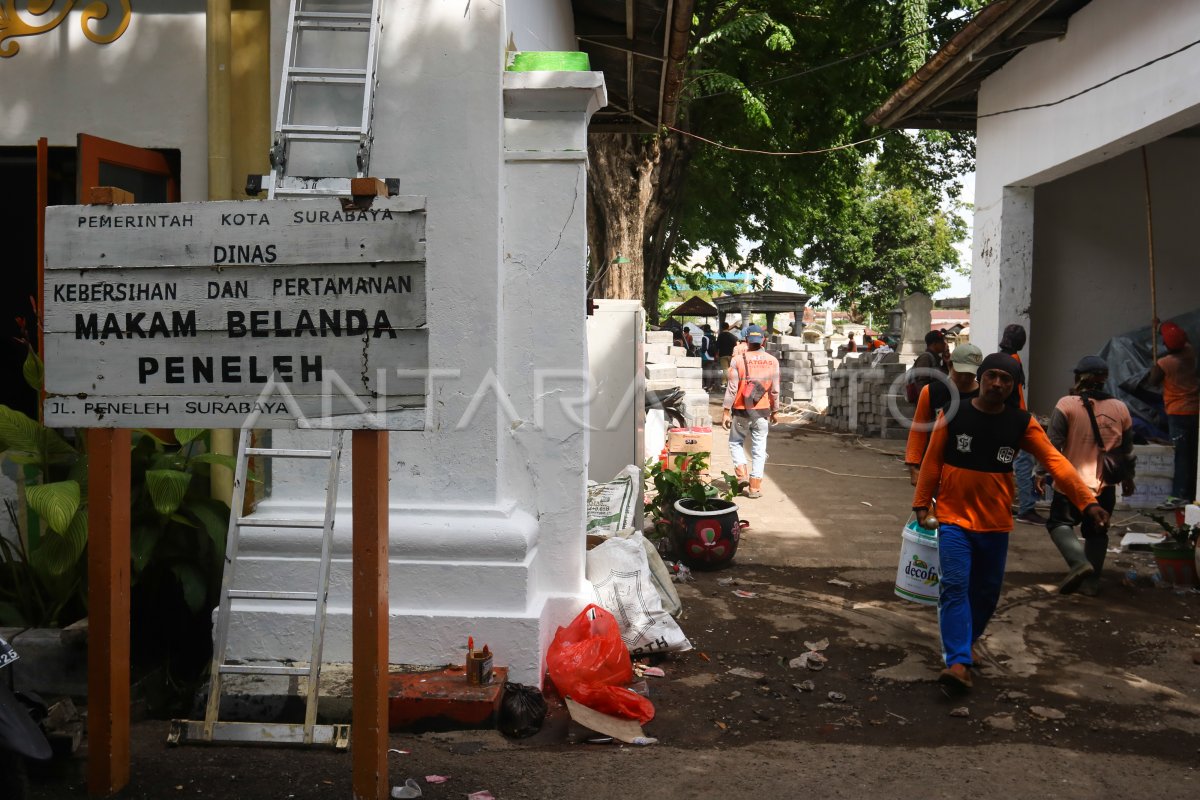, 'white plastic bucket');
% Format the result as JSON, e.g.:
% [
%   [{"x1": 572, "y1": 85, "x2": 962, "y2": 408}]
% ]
[{"x1": 894, "y1": 521, "x2": 940, "y2": 605}]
